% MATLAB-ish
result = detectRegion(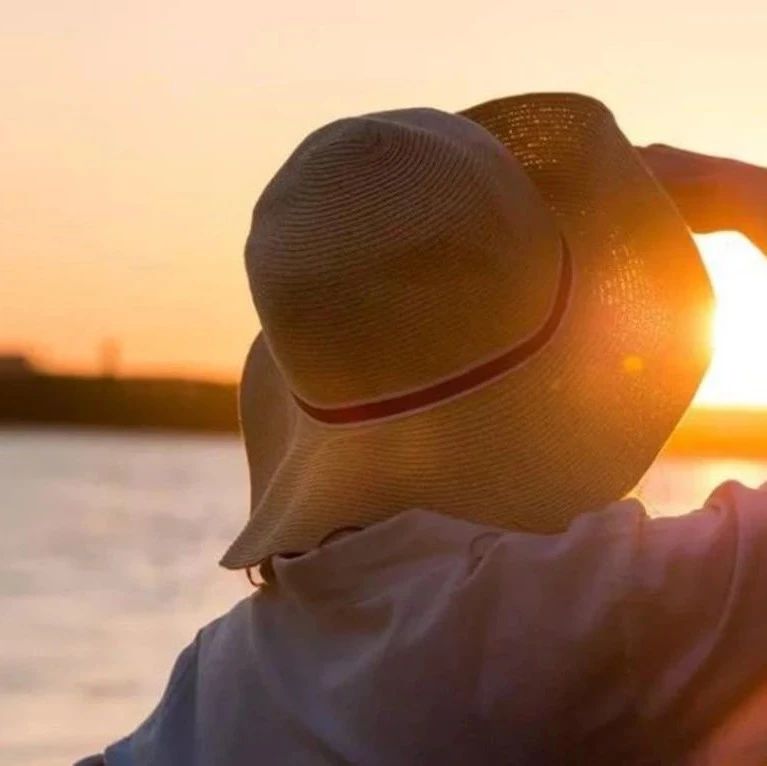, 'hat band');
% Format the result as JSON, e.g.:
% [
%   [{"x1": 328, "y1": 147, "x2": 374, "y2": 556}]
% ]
[{"x1": 294, "y1": 235, "x2": 573, "y2": 425}]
